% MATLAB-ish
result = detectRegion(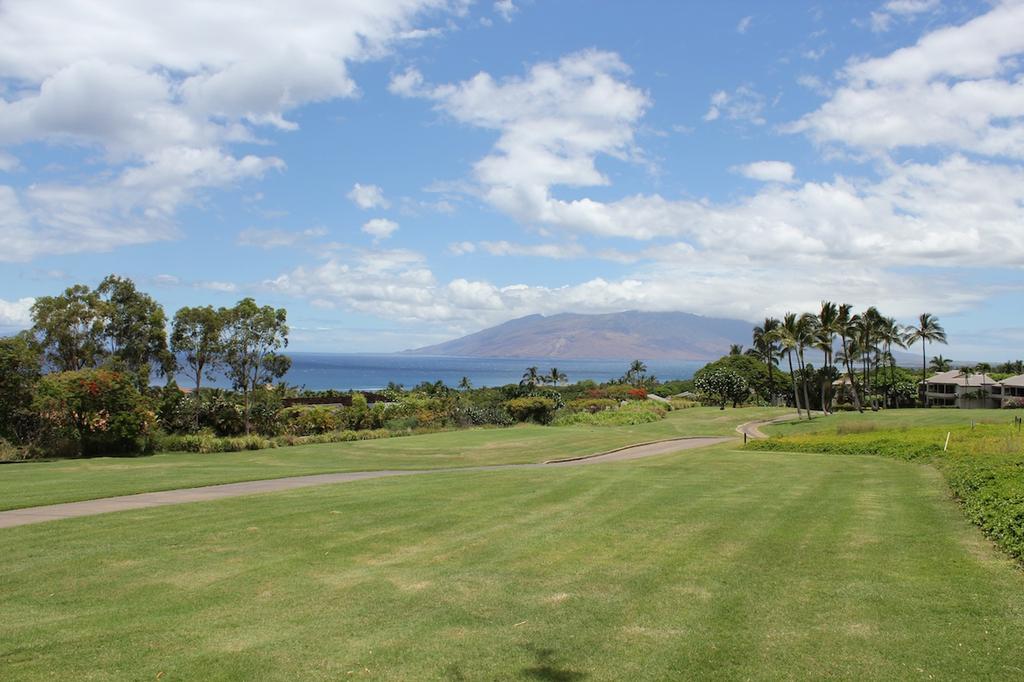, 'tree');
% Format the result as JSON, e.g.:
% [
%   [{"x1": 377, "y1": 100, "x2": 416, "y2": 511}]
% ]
[
  {"x1": 729, "y1": 344, "x2": 743, "y2": 356},
  {"x1": 623, "y1": 359, "x2": 650, "y2": 387},
  {"x1": 0, "y1": 332, "x2": 42, "y2": 443},
  {"x1": 795, "y1": 313, "x2": 816, "y2": 419},
  {"x1": 222, "y1": 298, "x2": 291, "y2": 434},
  {"x1": 171, "y1": 305, "x2": 225, "y2": 393},
  {"x1": 695, "y1": 354, "x2": 775, "y2": 403},
  {"x1": 750, "y1": 317, "x2": 781, "y2": 400},
  {"x1": 30, "y1": 284, "x2": 104, "y2": 372},
  {"x1": 771, "y1": 313, "x2": 805, "y2": 419},
  {"x1": 520, "y1": 366, "x2": 542, "y2": 388},
  {"x1": 835, "y1": 304, "x2": 863, "y2": 413},
  {"x1": 905, "y1": 313, "x2": 947, "y2": 405},
  {"x1": 545, "y1": 367, "x2": 568, "y2": 386},
  {"x1": 814, "y1": 301, "x2": 839, "y2": 413},
  {"x1": 694, "y1": 369, "x2": 749, "y2": 409},
  {"x1": 95, "y1": 275, "x2": 173, "y2": 388},
  {"x1": 457, "y1": 376, "x2": 473, "y2": 391},
  {"x1": 929, "y1": 355, "x2": 952, "y2": 373}
]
